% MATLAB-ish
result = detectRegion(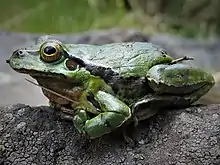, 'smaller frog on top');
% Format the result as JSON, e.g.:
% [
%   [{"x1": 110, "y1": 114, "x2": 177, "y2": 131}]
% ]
[{"x1": 6, "y1": 36, "x2": 215, "y2": 140}]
